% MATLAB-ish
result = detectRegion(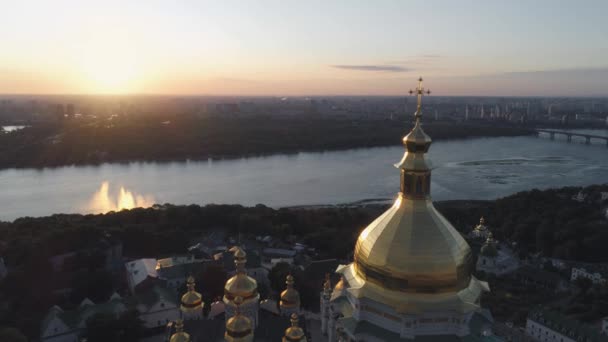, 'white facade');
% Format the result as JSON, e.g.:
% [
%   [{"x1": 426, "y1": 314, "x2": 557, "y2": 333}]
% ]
[
  {"x1": 526, "y1": 319, "x2": 575, "y2": 342},
  {"x1": 136, "y1": 288, "x2": 180, "y2": 329},
  {"x1": 40, "y1": 297, "x2": 127, "y2": 342},
  {"x1": 126, "y1": 258, "x2": 158, "y2": 294},
  {"x1": 571, "y1": 267, "x2": 606, "y2": 285}
]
